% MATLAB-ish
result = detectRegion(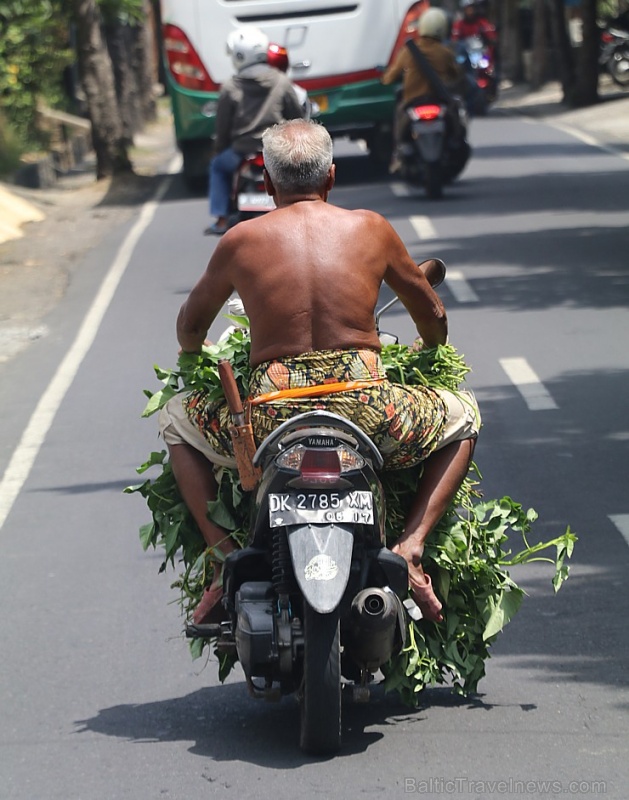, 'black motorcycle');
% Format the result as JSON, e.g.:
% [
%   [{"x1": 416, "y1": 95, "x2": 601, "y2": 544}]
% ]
[
  {"x1": 186, "y1": 261, "x2": 445, "y2": 755},
  {"x1": 397, "y1": 96, "x2": 471, "y2": 200}
]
